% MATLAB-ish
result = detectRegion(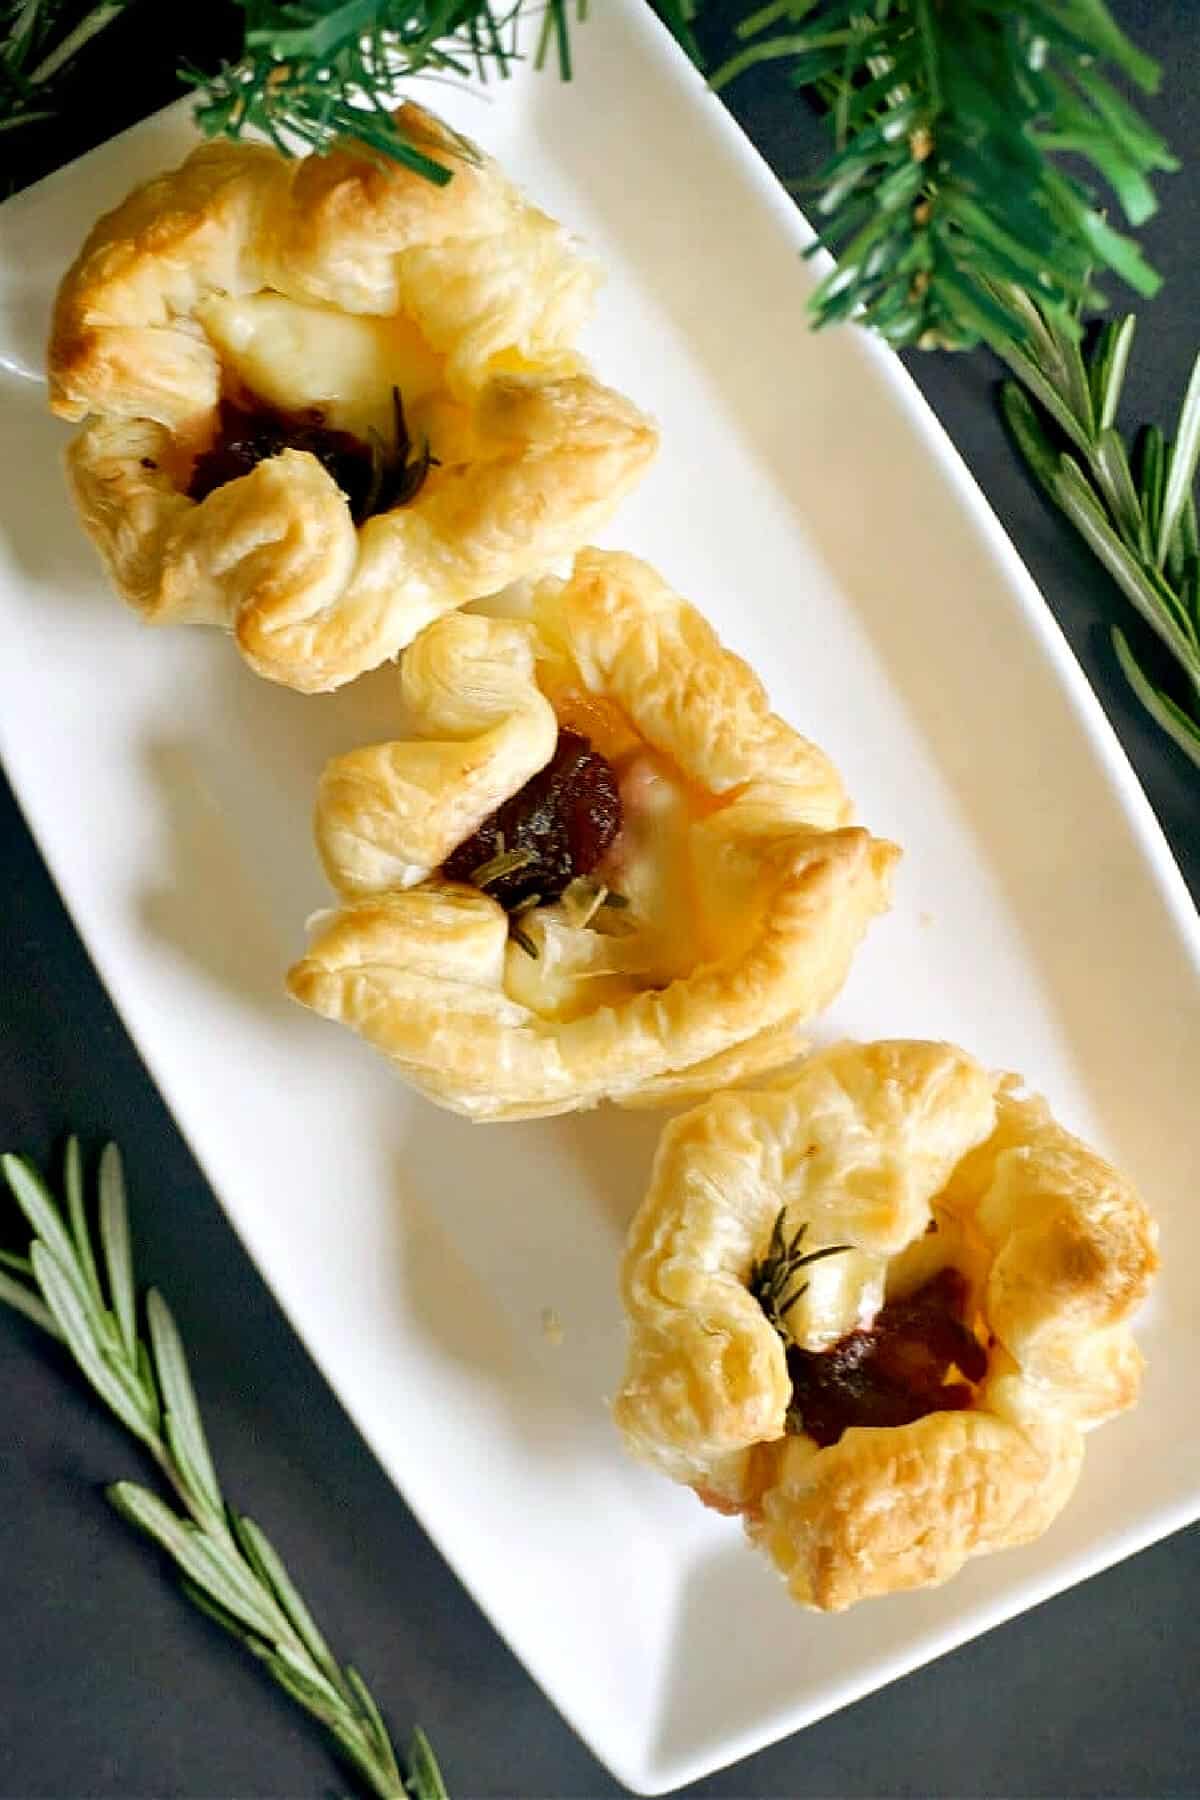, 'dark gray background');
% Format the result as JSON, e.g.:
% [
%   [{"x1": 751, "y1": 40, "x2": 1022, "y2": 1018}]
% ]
[{"x1": 2, "y1": 3, "x2": 1197, "y2": 1796}]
